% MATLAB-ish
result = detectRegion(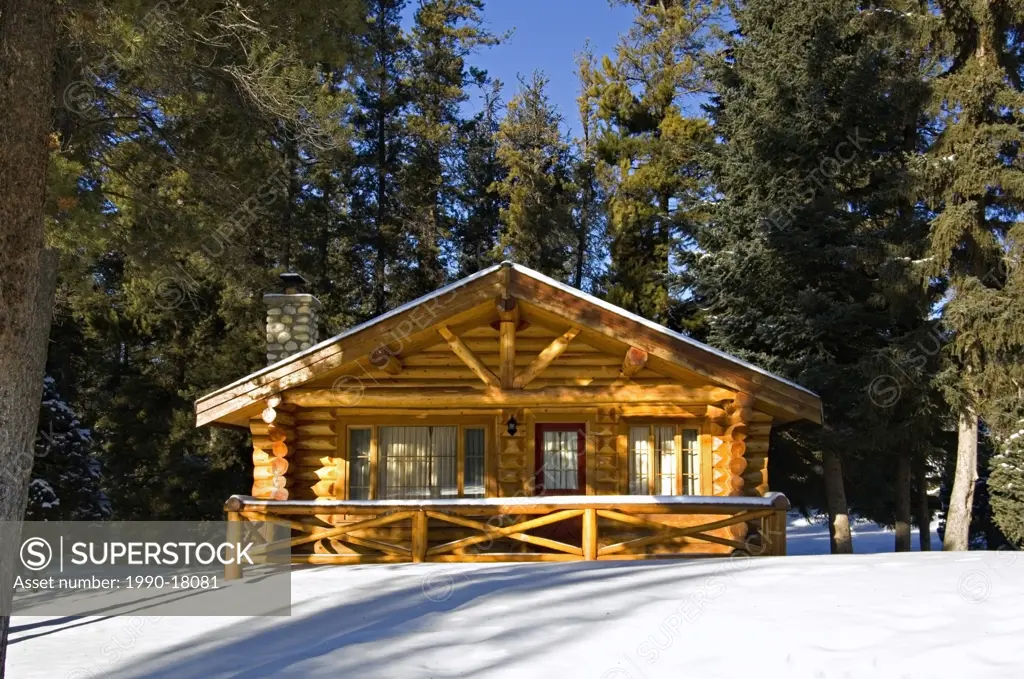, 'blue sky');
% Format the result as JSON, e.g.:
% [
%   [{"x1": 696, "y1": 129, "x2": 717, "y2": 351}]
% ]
[{"x1": 406, "y1": 0, "x2": 636, "y2": 135}]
